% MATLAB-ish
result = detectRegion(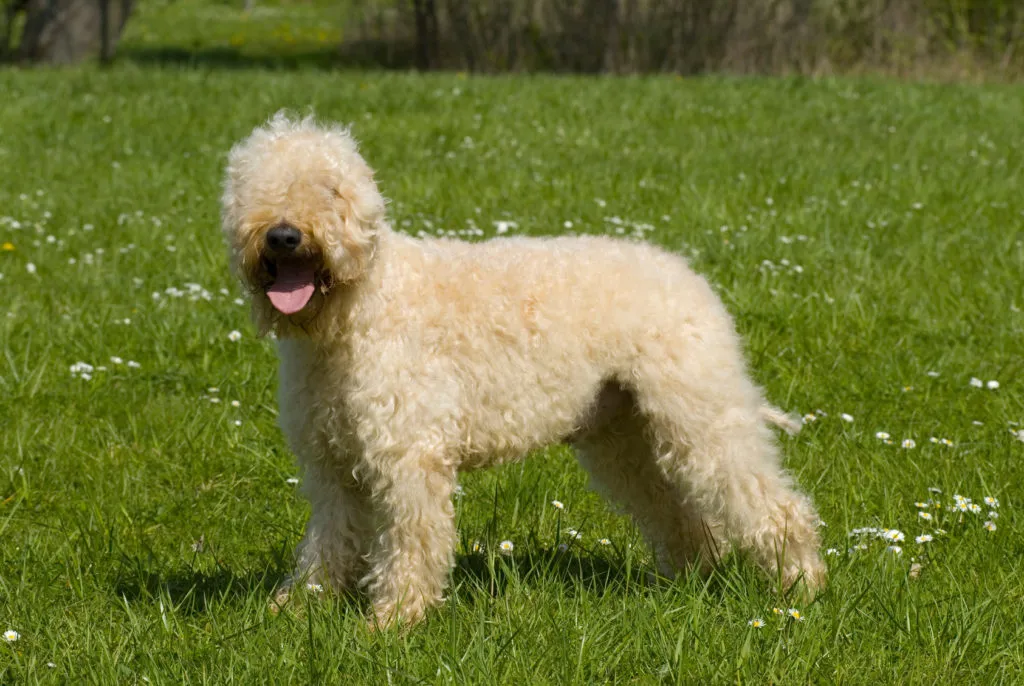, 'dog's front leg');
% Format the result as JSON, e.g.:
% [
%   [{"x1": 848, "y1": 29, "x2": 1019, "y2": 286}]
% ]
[
  {"x1": 273, "y1": 464, "x2": 373, "y2": 611},
  {"x1": 361, "y1": 449, "x2": 457, "y2": 628}
]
